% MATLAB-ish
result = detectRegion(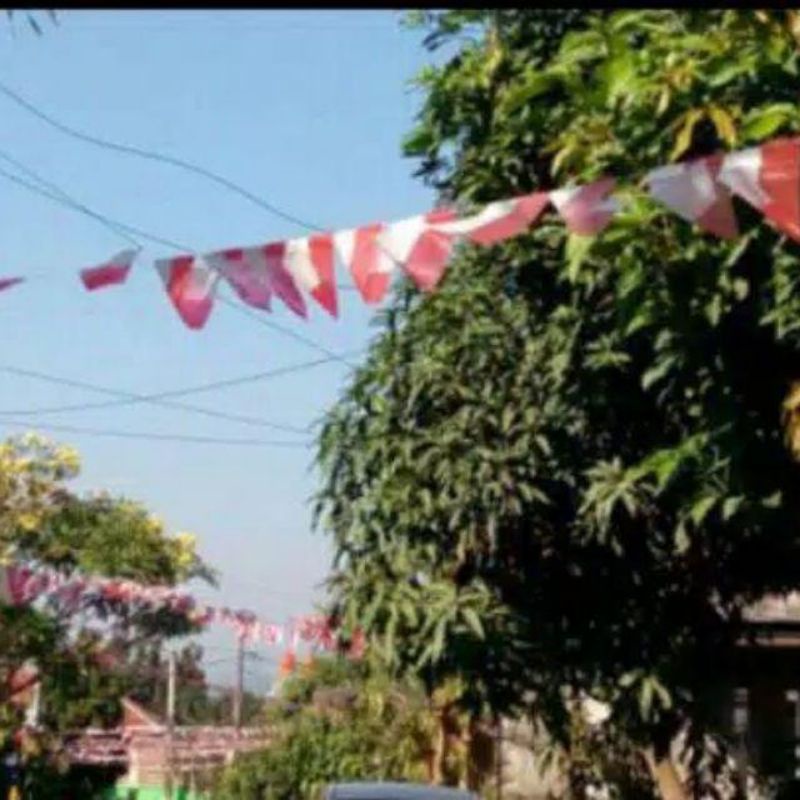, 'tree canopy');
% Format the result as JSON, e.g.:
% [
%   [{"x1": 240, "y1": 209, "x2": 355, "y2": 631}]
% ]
[
  {"x1": 315, "y1": 10, "x2": 800, "y2": 798},
  {"x1": 0, "y1": 433, "x2": 212, "y2": 796}
]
